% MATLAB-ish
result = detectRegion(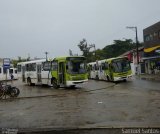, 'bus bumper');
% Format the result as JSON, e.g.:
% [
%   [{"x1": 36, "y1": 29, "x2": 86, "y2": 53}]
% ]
[
  {"x1": 114, "y1": 75, "x2": 132, "y2": 81},
  {"x1": 66, "y1": 79, "x2": 88, "y2": 86}
]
